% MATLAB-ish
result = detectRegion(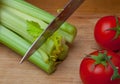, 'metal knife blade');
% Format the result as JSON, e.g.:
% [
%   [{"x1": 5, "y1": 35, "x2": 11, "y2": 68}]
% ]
[{"x1": 19, "y1": 0, "x2": 84, "y2": 64}]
